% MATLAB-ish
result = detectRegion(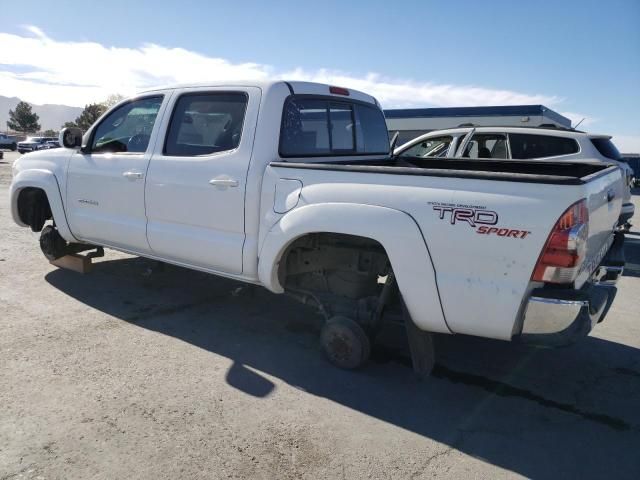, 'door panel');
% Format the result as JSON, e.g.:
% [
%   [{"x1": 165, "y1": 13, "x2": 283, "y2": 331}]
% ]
[
  {"x1": 66, "y1": 95, "x2": 167, "y2": 252},
  {"x1": 145, "y1": 87, "x2": 261, "y2": 274}
]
